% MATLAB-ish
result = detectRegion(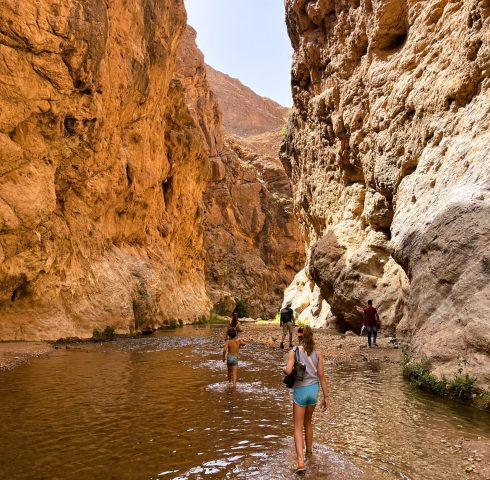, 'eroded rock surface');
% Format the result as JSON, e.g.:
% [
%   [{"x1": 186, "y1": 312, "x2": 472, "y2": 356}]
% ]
[
  {"x1": 205, "y1": 64, "x2": 288, "y2": 137},
  {"x1": 283, "y1": 0, "x2": 490, "y2": 384},
  {"x1": 175, "y1": 29, "x2": 305, "y2": 317},
  {"x1": 0, "y1": 0, "x2": 211, "y2": 339},
  {"x1": 204, "y1": 135, "x2": 305, "y2": 317}
]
